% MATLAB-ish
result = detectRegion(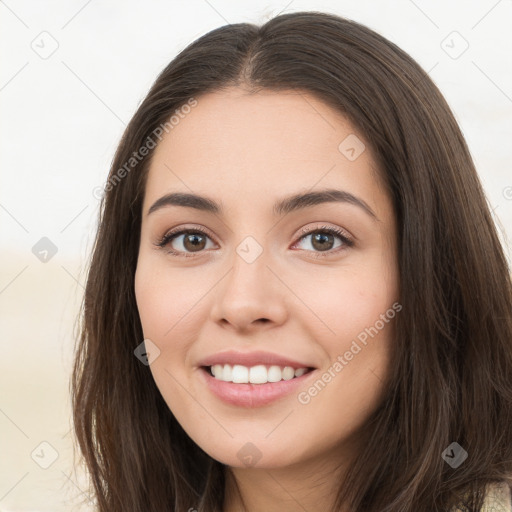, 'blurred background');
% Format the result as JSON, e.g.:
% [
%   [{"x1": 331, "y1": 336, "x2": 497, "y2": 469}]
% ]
[{"x1": 1, "y1": 0, "x2": 511, "y2": 510}]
